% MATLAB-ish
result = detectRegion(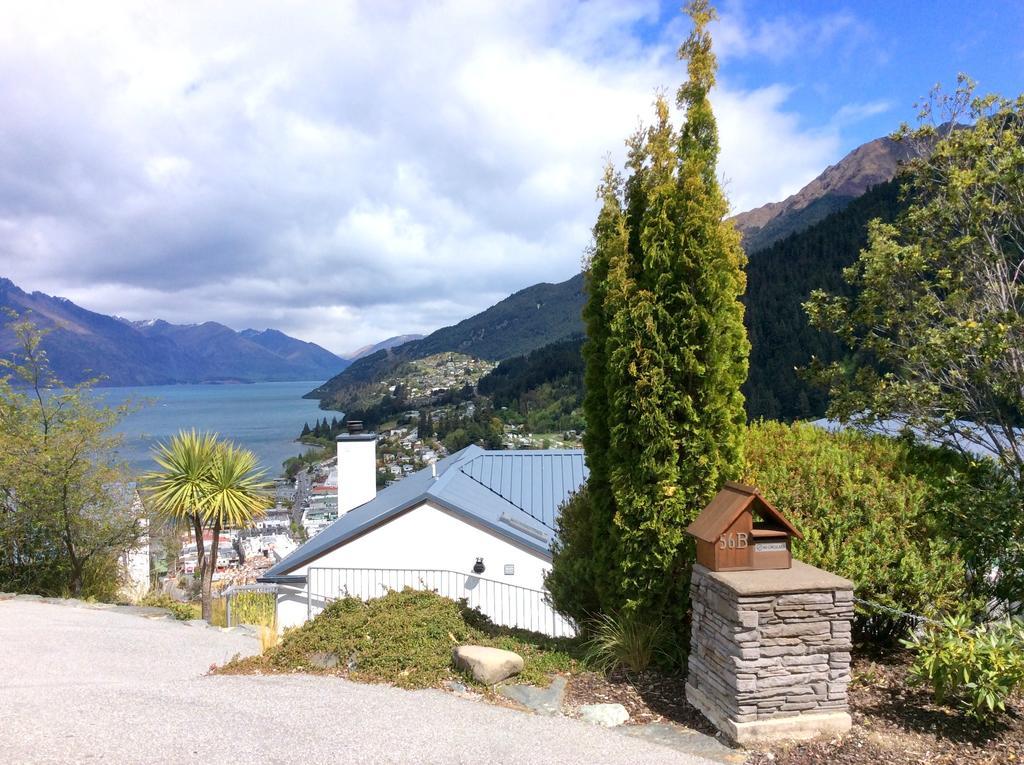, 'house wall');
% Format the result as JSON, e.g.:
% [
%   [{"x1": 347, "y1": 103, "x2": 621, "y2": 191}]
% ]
[
  {"x1": 119, "y1": 518, "x2": 150, "y2": 601},
  {"x1": 276, "y1": 500, "x2": 553, "y2": 631}
]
